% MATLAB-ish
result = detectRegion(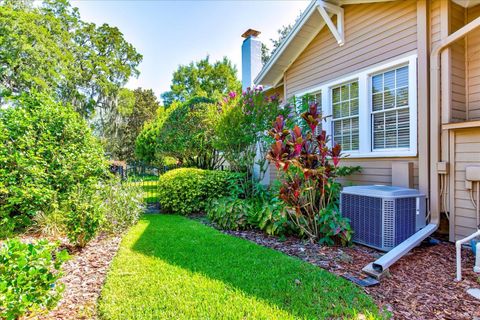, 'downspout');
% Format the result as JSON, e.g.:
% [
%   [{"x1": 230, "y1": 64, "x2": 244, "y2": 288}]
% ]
[
  {"x1": 430, "y1": 16, "x2": 480, "y2": 231},
  {"x1": 363, "y1": 16, "x2": 480, "y2": 280}
]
